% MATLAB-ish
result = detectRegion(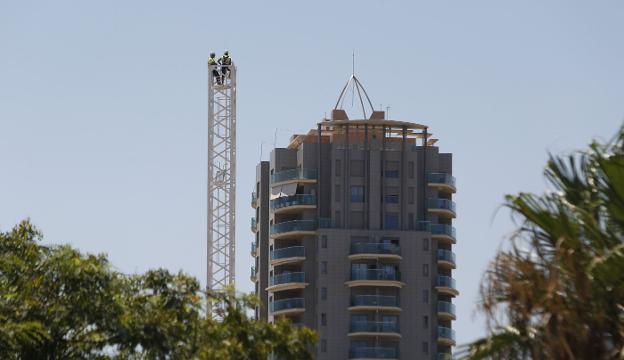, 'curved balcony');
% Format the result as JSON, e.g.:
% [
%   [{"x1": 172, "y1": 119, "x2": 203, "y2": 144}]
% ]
[
  {"x1": 349, "y1": 295, "x2": 400, "y2": 312},
  {"x1": 349, "y1": 321, "x2": 400, "y2": 338},
  {"x1": 251, "y1": 242, "x2": 258, "y2": 257},
  {"x1": 251, "y1": 191, "x2": 258, "y2": 208},
  {"x1": 251, "y1": 217, "x2": 258, "y2": 233},
  {"x1": 349, "y1": 346, "x2": 398, "y2": 359},
  {"x1": 349, "y1": 243, "x2": 401, "y2": 261},
  {"x1": 437, "y1": 326, "x2": 456, "y2": 346},
  {"x1": 437, "y1": 249, "x2": 456, "y2": 269},
  {"x1": 346, "y1": 269, "x2": 403, "y2": 288},
  {"x1": 270, "y1": 220, "x2": 316, "y2": 239},
  {"x1": 431, "y1": 224, "x2": 457, "y2": 244},
  {"x1": 271, "y1": 168, "x2": 317, "y2": 186},
  {"x1": 270, "y1": 298, "x2": 305, "y2": 316},
  {"x1": 250, "y1": 266, "x2": 257, "y2": 282},
  {"x1": 437, "y1": 301, "x2": 456, "y2": 321},
  {"x1": 270, "y1": 194, "x2": 316, "y2": 214},
  {"x1": 428, "y1": 173, "x2": 456, "y2": 193},
  {"x1": 267, "y1": 272, "x2": 307, "y2": 292},
  {"x1": 270, "y1": 246, "x2": 305, "y2": 266},
  {"x1": 428, "y1": 199, "x2": 456, "y2": 218},
  {"x1": 436, "y1": 276, "x2": 459, "y2": 297}
]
